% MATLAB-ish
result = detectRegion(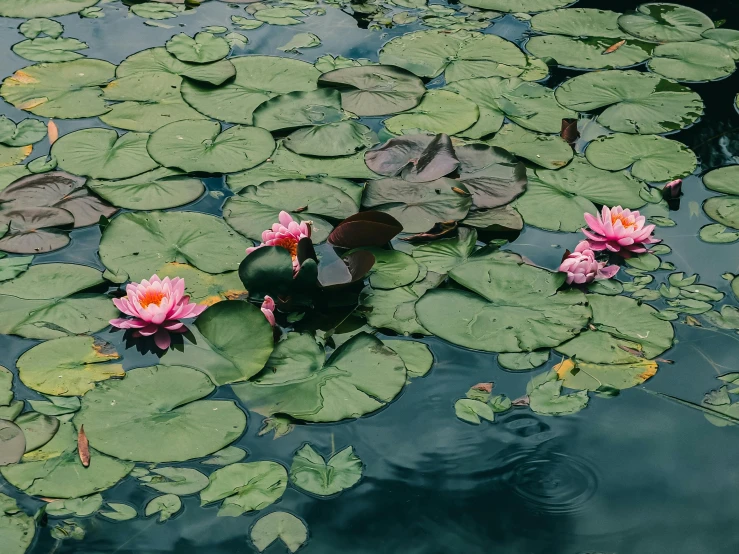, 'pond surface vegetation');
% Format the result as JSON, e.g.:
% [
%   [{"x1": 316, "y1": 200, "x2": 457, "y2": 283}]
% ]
[{"x1": 1, "y1": 0, "x2": 739, "y2": 553}]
